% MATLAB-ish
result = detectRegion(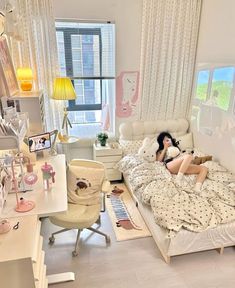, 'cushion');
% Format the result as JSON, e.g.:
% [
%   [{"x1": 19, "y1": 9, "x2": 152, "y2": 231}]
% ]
[
  {"x1": 119, "y1": 139, "x2": 143, "y2": 156},
  {"x1": 67, "y1": 165, "x2": 104, "y2": 206},
  {"x1": 176, "y1": 133, "x2": 194, "y2": 151}
]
